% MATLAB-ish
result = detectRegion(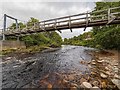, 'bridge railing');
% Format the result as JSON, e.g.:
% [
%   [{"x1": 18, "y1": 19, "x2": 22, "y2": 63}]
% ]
[{"x1": 3, "y1": 6, "x2": 120, "y2": 36}]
